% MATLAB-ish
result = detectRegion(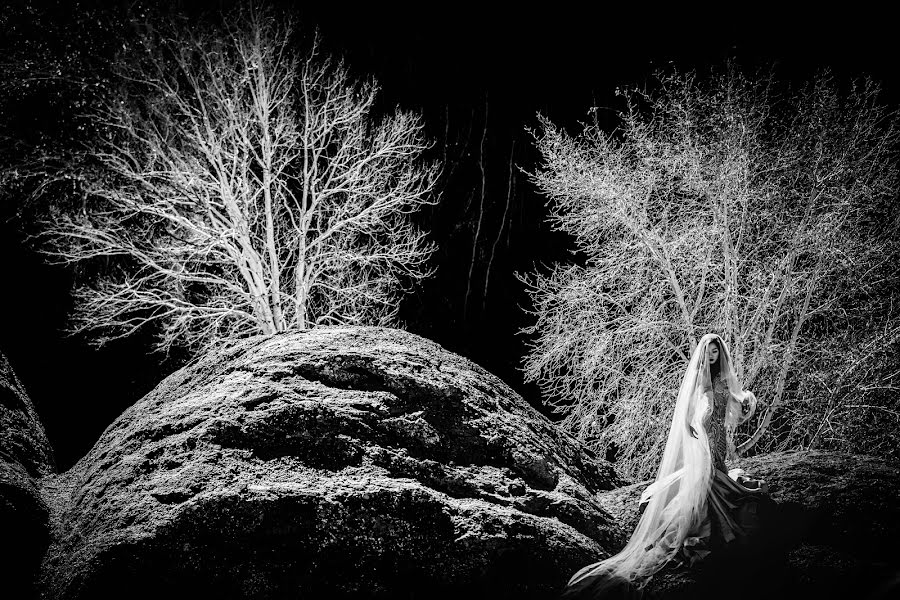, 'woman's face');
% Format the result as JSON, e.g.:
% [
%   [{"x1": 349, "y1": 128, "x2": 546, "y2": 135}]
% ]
[{"x1": 707, "y1": 342, "x2": 720, "y2": 366}]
